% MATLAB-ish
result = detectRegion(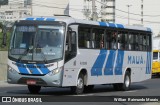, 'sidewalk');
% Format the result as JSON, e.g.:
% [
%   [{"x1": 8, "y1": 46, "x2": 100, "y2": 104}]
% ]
[{"x1": 0, "y1": 81, "x2": 24, "y2": 87}]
